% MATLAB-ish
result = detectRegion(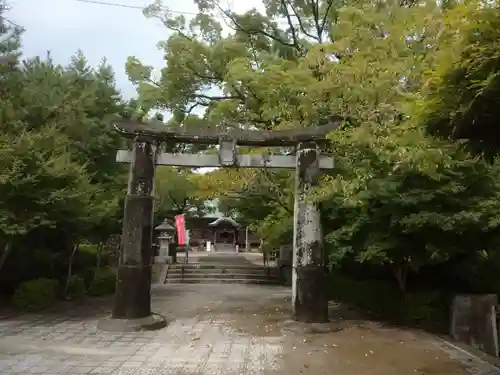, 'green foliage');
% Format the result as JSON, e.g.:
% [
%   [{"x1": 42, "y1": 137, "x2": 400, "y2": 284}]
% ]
[
  {"x1": 88, "y1": 267, "x2": 116, "y2": 296},
  {"x1": 328, "y1": 274, "x2": 448, "y2": 330},
  {"x1": 321, "y1": 134, "x2": 500, "y2": 287},
  {"x1": 65, "y1": 275, "x2": 86, "y2": 299},
  {"x1": 0, "y1": 1, "x2": 22, "y2": 68},
  {"x1": 12, "y1": 278, "x2": 59, "y2": 311},
  {"x1": 416, "y1": 2, "x2": 500, "y2": 160},
  {"x1": 155, "y1": 167, "x2": 208, "y2": 220},
  {"x1": 79, "y1": 244, "x2": 99, "y2": 254},
  {"x1": 0, "y1": 128, "x2": 96, "y2": 239},
  {"x1": 135, "y1": 0, "x2": 500, "y2": 307},
  {"x1": 198, "y1": 168, "x2": 294, "y2": 247},
  {"x1": 0, "y1": 48, "x2": 126, "y2": 286},
  {"x1": 77, "y1": 268, "x2": 96, "y2": 289}
]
